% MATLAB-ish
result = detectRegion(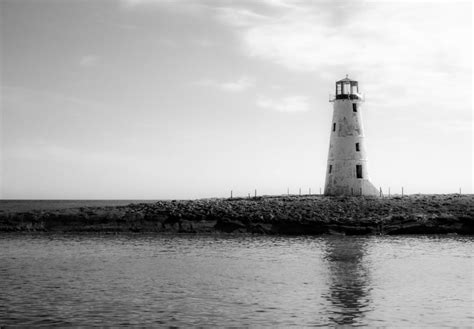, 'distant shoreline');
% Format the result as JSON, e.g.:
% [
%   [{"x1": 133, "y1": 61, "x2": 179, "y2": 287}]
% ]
[{"x1": 1, "y1": 195, "x2": 473, "y2": 235}]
